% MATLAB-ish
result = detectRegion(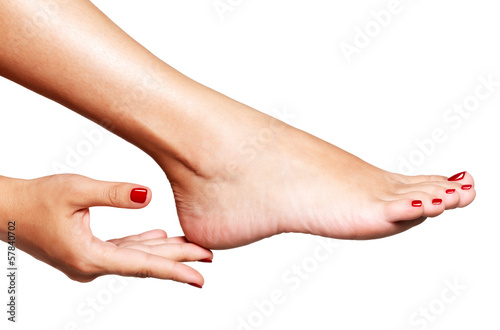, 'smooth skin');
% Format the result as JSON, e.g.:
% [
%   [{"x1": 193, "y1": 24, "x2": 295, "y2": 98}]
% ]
[
  {"x1": 0, "y1": 0, "x2": 476, "y2": 250},
  {"x1": 0, "y1": 174, "x2": 212, "y2": 286}
]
